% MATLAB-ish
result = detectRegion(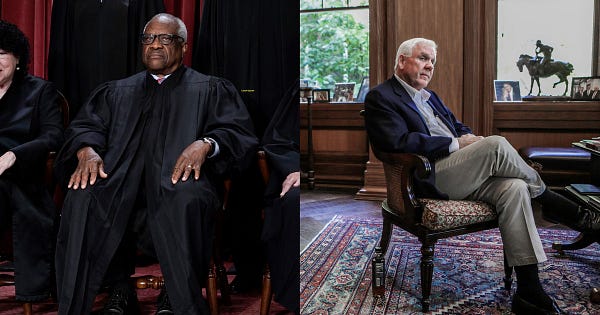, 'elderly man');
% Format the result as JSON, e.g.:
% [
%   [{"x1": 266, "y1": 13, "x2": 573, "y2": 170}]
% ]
[
  {"x1": 364, "y1": 37, "x2": 599, "y2": 315},
  {"x1": 54, "y1": 13, "x2": 257, "y2": 314}
]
